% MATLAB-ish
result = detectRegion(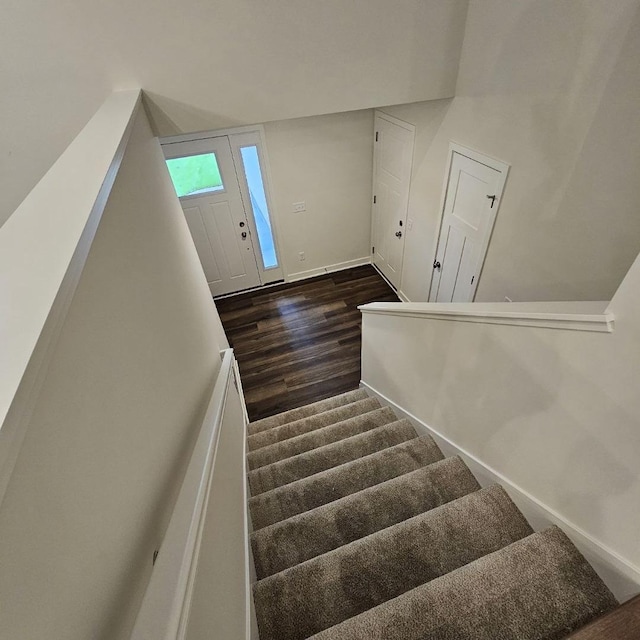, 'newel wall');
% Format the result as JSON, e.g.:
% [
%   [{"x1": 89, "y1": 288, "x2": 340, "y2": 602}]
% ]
[{"x1": 361, "y1": 252, "x2": 640, "y2": 600}]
